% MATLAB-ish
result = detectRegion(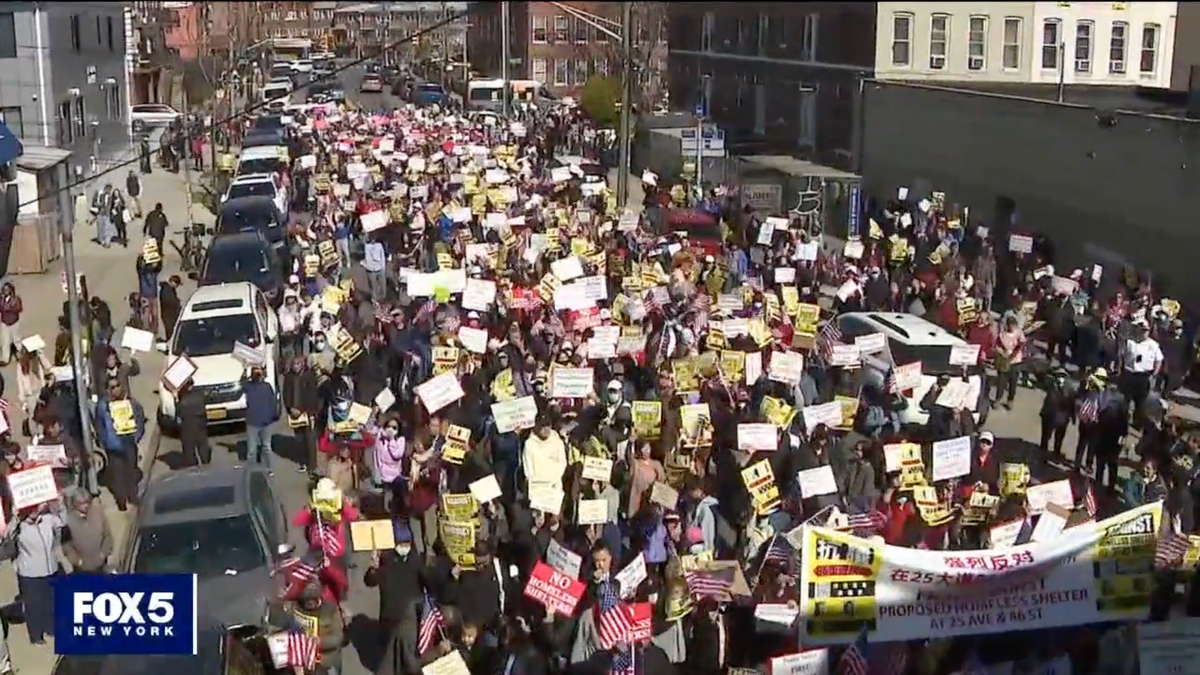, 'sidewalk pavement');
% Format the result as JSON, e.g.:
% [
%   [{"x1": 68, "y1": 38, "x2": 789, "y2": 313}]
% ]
[{"x1": 0, "y1": 161, "x2": 211, "y2": 673}]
